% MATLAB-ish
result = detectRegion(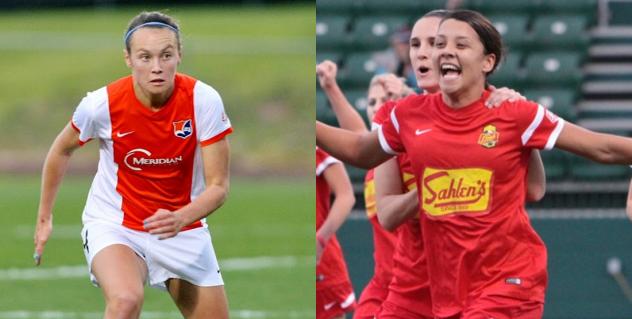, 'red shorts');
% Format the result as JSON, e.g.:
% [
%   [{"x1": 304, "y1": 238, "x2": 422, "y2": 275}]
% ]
[
  {"x1": 353, "y1": 279, "x2": 390, "y2": 319},
  {"x1": 441, "y1": 295, "x2": 544, "y2": 319},
  {"x1": 317, "y1": 283, "x2": 356, "y2": 319},
  {"x1": 376, "y1": 299, "x2": 433, "y2": 319}
]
